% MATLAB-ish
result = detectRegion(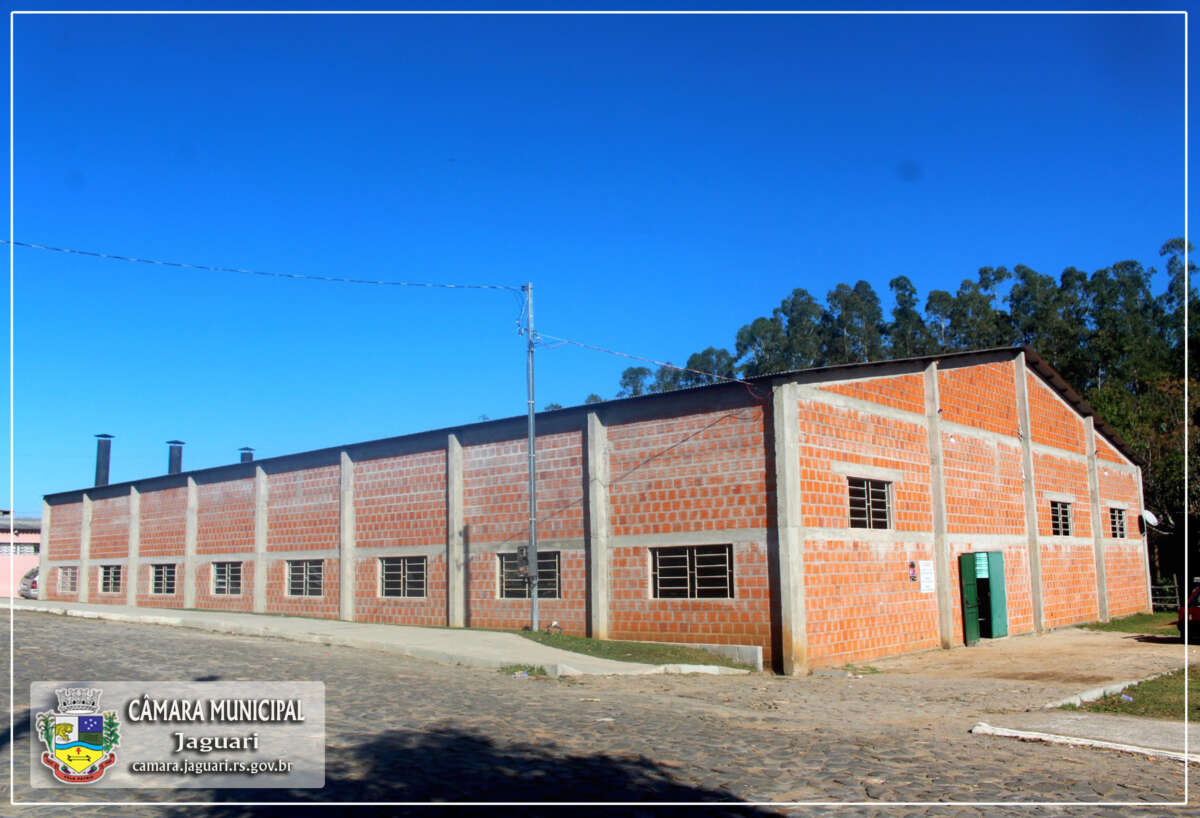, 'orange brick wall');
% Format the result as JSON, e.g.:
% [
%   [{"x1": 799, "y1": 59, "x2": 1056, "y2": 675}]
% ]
[
  {"x1": 1095, "y1": 434, "x2": 1127, "y2": 465},
  {"x1": 354, "y1": 553, "x2": 448, "y2": 626},
  {"x1": 47, "y1": 565, "x2": 80, "y2": 601},
  {"x1": 608, "y1": 541, "x2": 772, "y2": 657},
  {"x1": 88, "y1": 564, "x2": 127, "y2": 604},
  {"x1": 805, "y1": 538, "x2": 939, "y2": 666},
  {"x1": 467, "y1": 549, "x2": 587, "y2": 634},
  {"x1": 942, "y1": 436, "x2": 1025, "y2": 535},
  {"x1": 47, "y1": 502, "x2": 81, "y2": 561},
  {"x1": 948, "y1": 543, "x2": 1034, "y2": 645},
  {"x1": 139, "y1": 486, "x2": 187, "y2": 558},
  {"x1": 264, "y1": 557, "x2": 340, "y2": 618},
  {"x1": 267, "y1": 466, "x2": 339, "y2": 552},
  {"x1": 819, "y1": 373, "x2": 926, "y2": 415},
  {"x1": 1041, "y1": 541, "x2": 1099, "y2": 627},
  {"x1": 1098, "y1": 468, "x2": 1142, "y2": 527},
  {"x1": 197, "y1": 478, "x2": 255, "y2": 555},
  {"x1": 89, "y1": 496, "x2": 130, "y2": 559},
  {"x1": 136, "y1": 561, "x2": 184, "y2": 609},
  {"x1": 1027, "y1": 374, "x2": 1086, "y2": 454},
  {"x1": 795, "y1": 401, "x2": 931, "y2": 531},
  {"x1": 1105, "y1": 542, "x2": 1150, "y2": 617},
  {"x1": 355, "y1": 450, "x2": 447, "y2": 549},
  {"x1": 608, "y1": 408, "x2": 767, "y2": 537},
  {"x1": 937, "y1": 361, "x2": 1019, "y2": 437},
  {"x1": 194, "y1": 560, "x2": 256, "y2": 612},
  {"x1": 1033, "y1": 454, "x2": 1092, "y2": 538}
]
